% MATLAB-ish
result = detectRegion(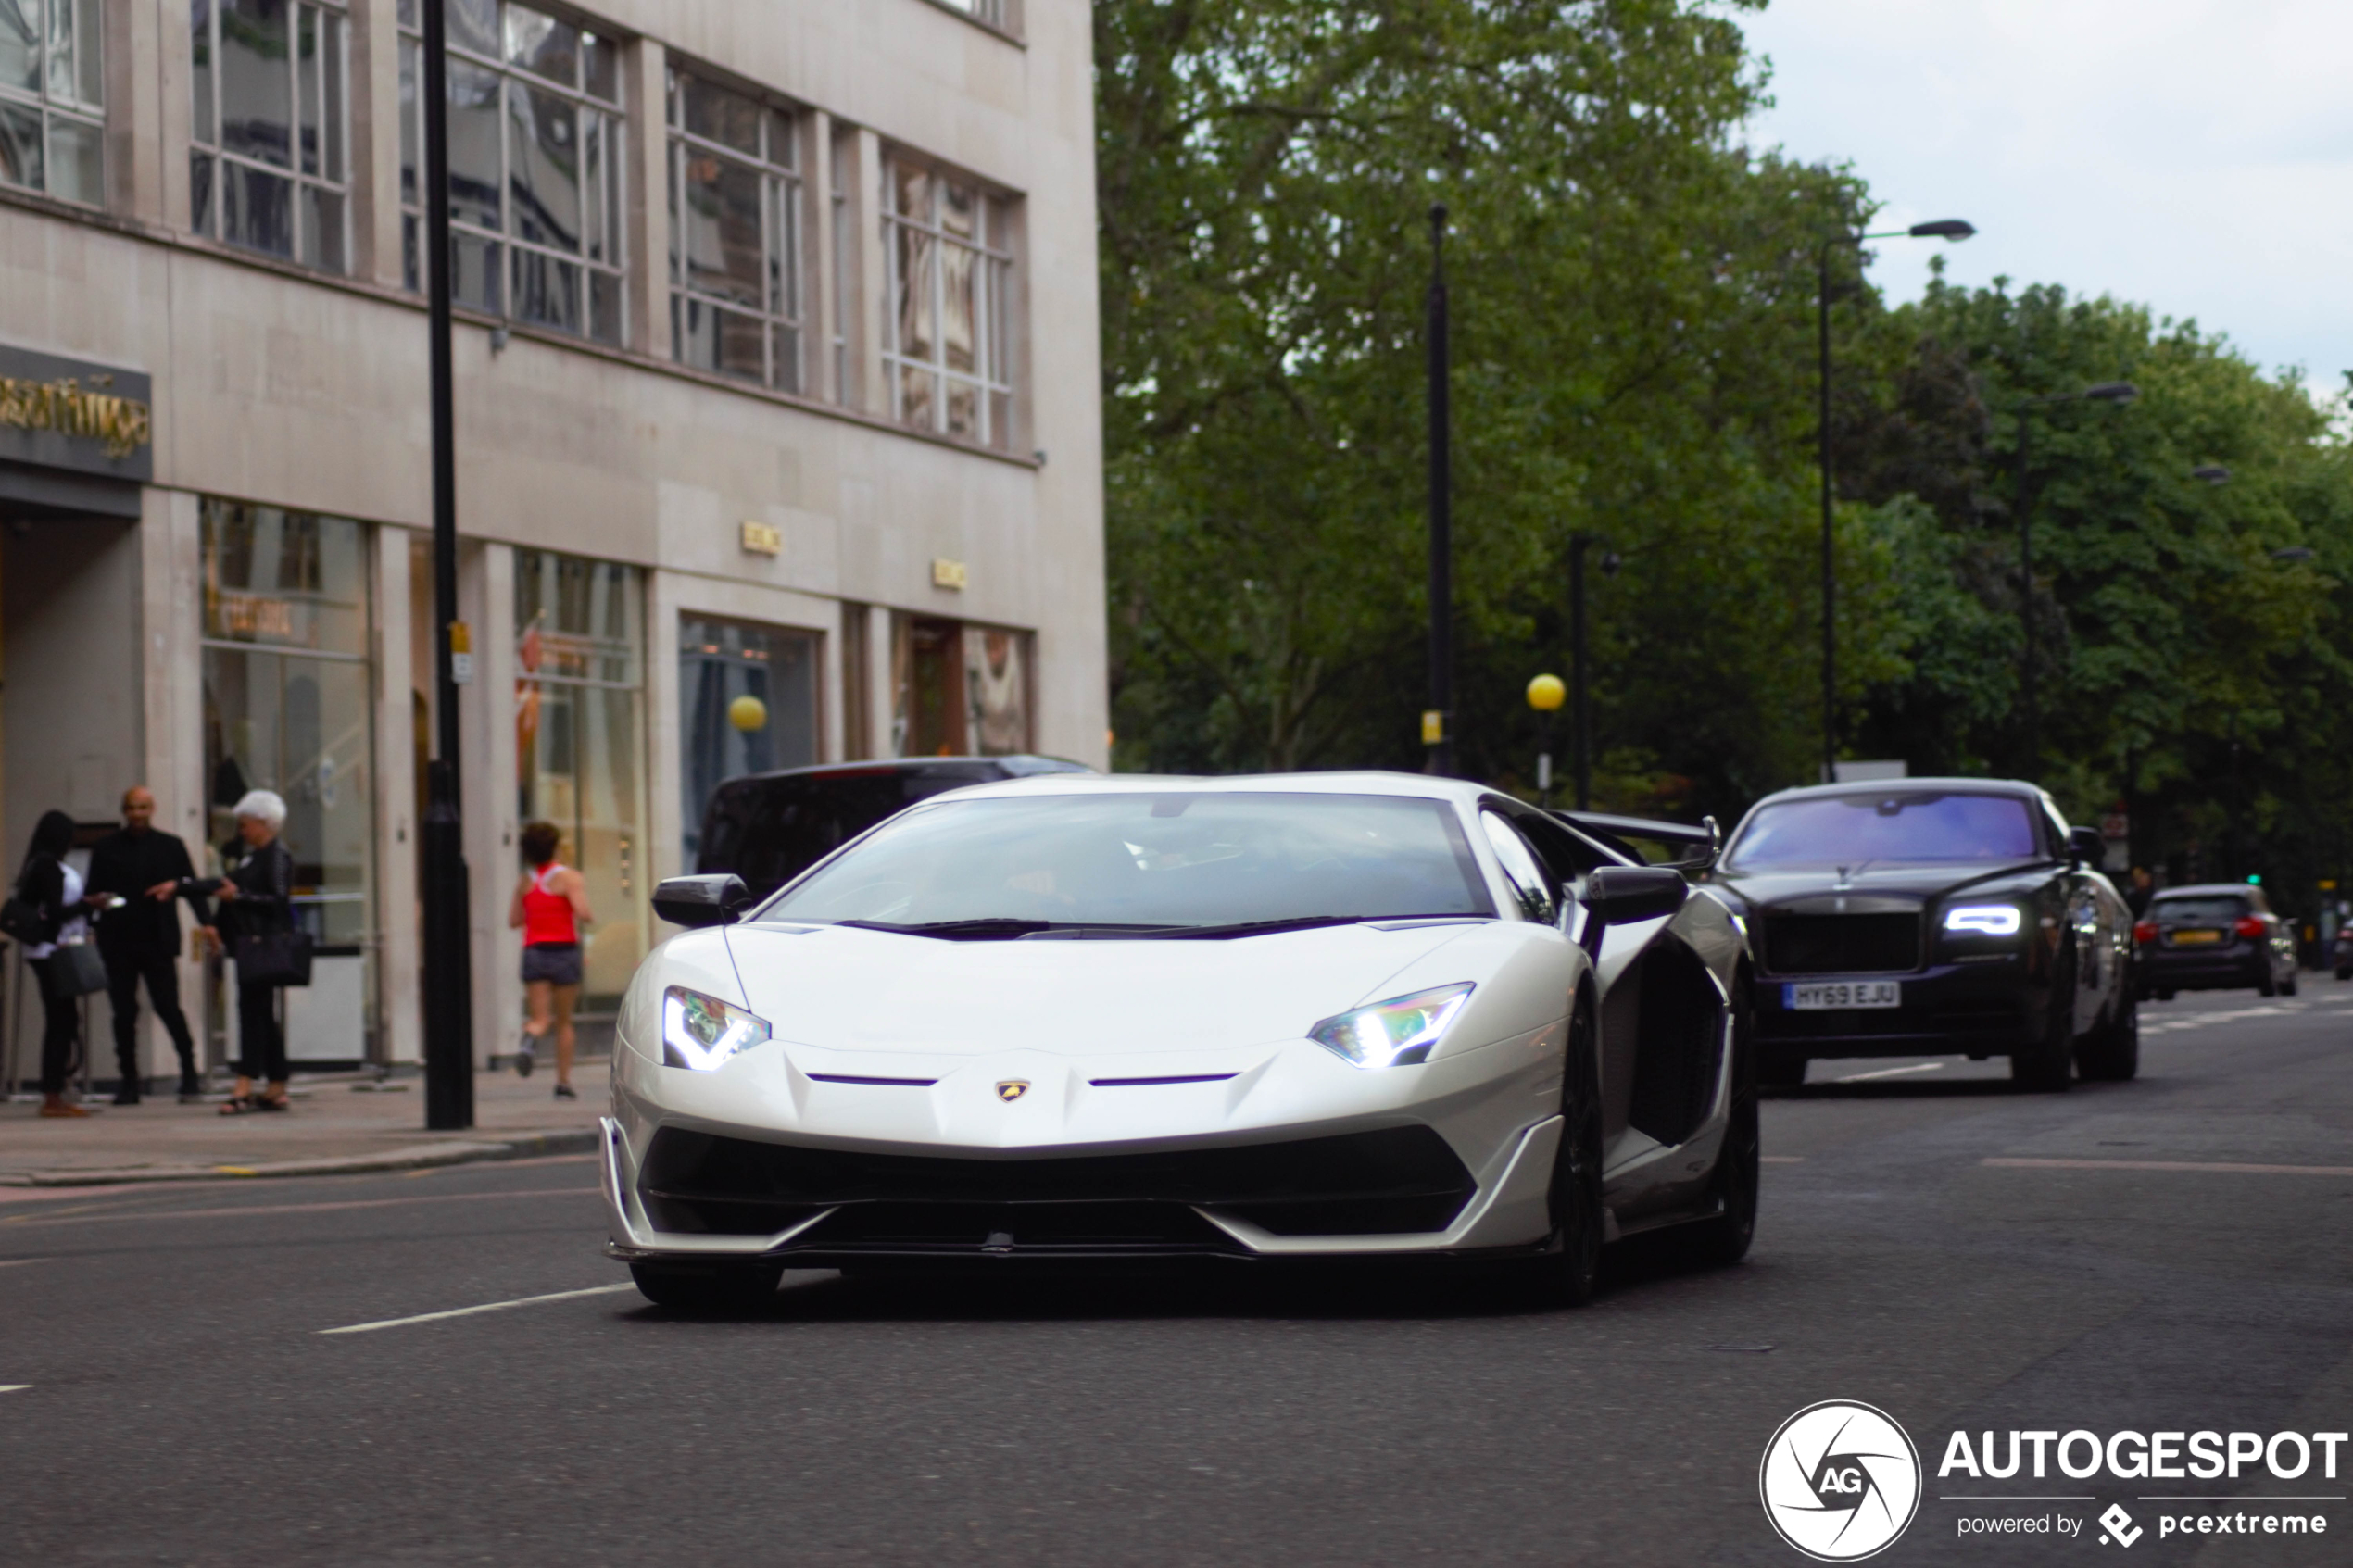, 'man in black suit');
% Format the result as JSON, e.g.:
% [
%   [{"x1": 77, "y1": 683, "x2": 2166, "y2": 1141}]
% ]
[{"x1": 86, "y1": 787, "x2": 210, "y2": 1104}]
